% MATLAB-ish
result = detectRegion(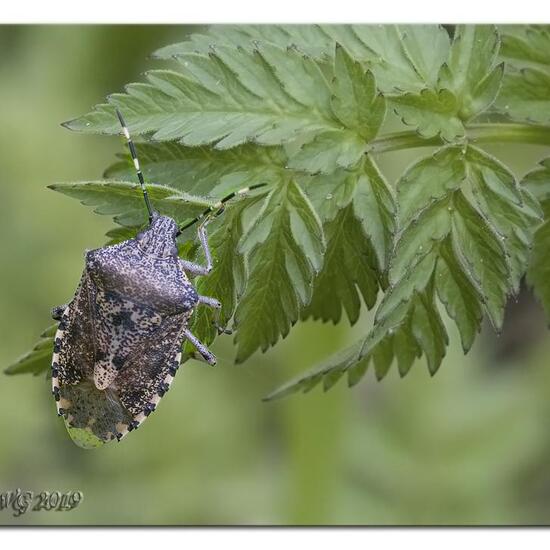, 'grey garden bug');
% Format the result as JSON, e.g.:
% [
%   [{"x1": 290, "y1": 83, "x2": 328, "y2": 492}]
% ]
[{"x1": 51, "y1": 109, "x2": 265, "y2": 448}]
